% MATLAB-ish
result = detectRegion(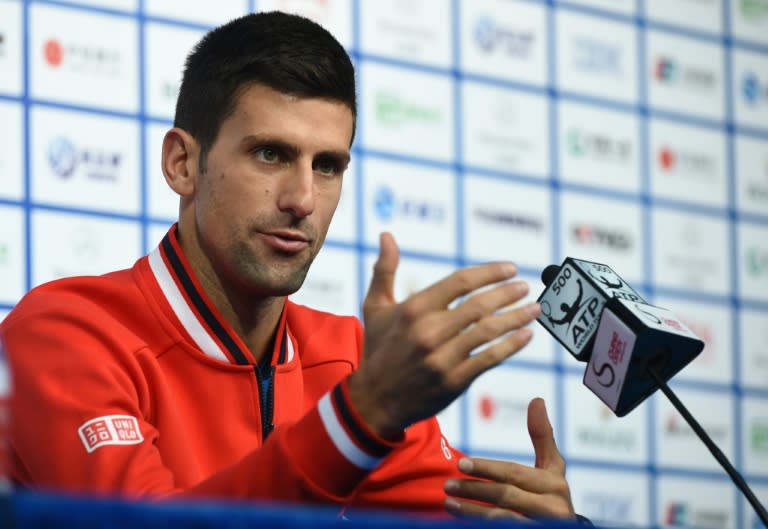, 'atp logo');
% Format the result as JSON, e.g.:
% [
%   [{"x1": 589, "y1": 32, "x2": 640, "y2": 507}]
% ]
[{"x1": 540, "y1": 274, "x2": 601, "y2": 350}]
